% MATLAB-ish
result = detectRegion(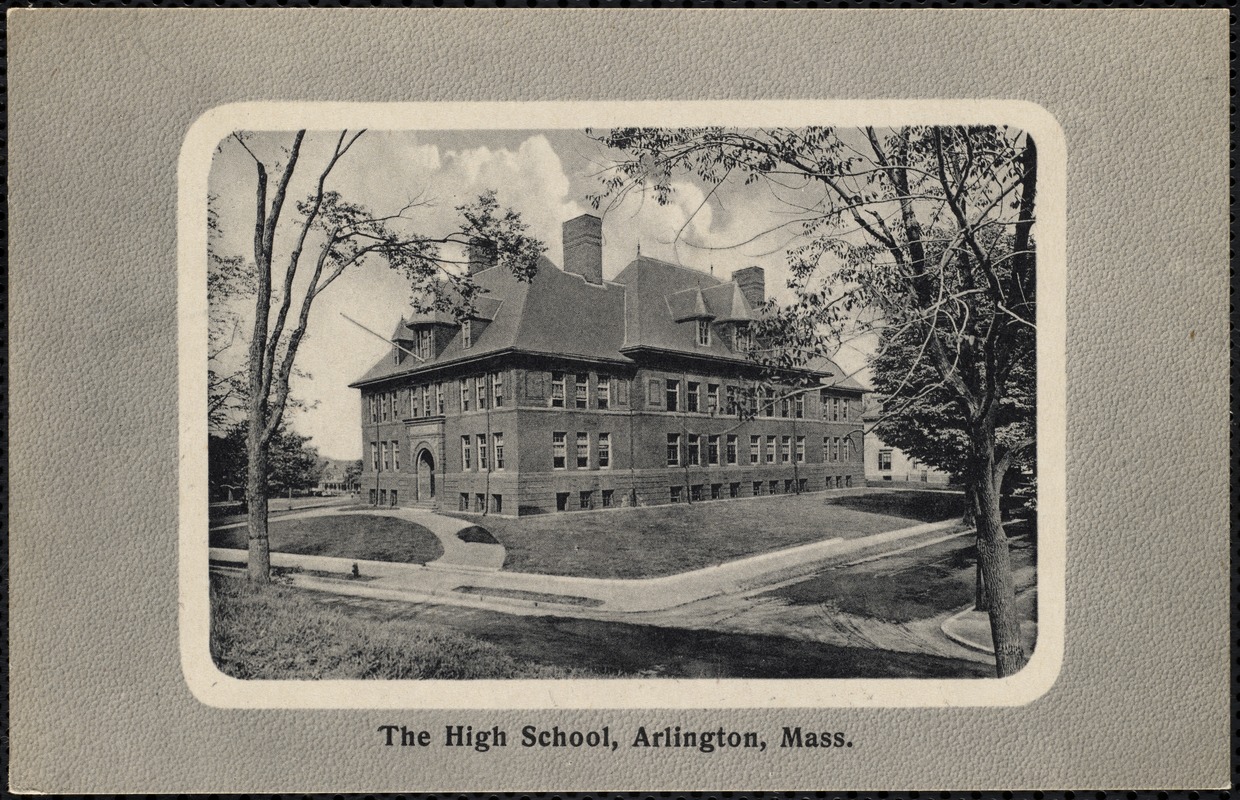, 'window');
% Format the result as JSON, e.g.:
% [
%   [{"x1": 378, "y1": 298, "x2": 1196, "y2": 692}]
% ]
[
  {"x1": 831, "y1": 397, "x2": 840, "y2": 422},
  {"x1": 369, "y1": 489, "x2": 377, "y2": 505},
  {"x1": 475, "y1": 493, "x2": 485, "y2": 512},
  {"x1": 423, "y1": 385, "x2": 432, "y2": 417},
  {"x1": 707, "y1": 384, "x2": 719, "y2": 413},
  {"x1": 707, "y1": 435, "x2": 720, "y2": 466},
  {"x1": 844, "y1": 438, "x2": 852, "y2": 461},
  {"x1": 389, "y1": 391, "x2": 399, "y2": 419},
  {"x1": 670, "y1": 486, "x2": 683, "y2": 503},
  {"x1": 382, "y1": 442, "x2": 390, "y2": 470},
  {"x1": 380, "y1": 488, "x2": 388, "y2": 506},
  {"x1": 461, "y1": 436, "x2": 471, "y2": 470},
  {"x1": 750, "y1": 435, "x2": 760, "y2": 465},
  {"x1": 725, "y1": 385, "x2": 737, "y2": 415},
  {"x1": 832, "y1": 437, "x2": 840, "y2": 462},
  {"x1": 796, "y1": 436, "x2": 805, "y2": 463},
  {"x1": 823, "y1": 437, "x2": 831, "y2": 462},
  {"x1": 602, "y1": 489, "x2": 614, "y2": 508},
  {"x1": 576, "y1": 432, "x2": 590, "y2": 468},
  {"x1": 687, "y1": 434, "x2": 701, "y2": 466},
  {"x1": 551, "y1": 372, "x2": 566, "y2": 408},
  {"x1": 697, "y1": 319, "x2": 711, "y2": 346},
  {"x1": 436, "y1": 383, "x2": 445, "y2": 415},
  {"x1": 763, "y1": 388, "x2": 774, "y2": 417},
  {"x1": 575, "y1": 374, "x2": 589, "y2": 409},
  {"x1": 726, "y1": 434, "x2": 738, "y2": 465},
  {"x1": 729, "y1": 482, "x2": 740, "y2": 498},
  {"x1": 752, "y1": 481, "x2": 763, "y2": 496},
  {"x1": 491, "y1": 494, "x2": 503, "y2": 514},
  {"x1": 845, "y1": 475, "x2": 852, "y2": 488},
  {"x1": 369, "y1": 394, "x2": 378, "y2": 422},
  {"x1": 410, "y1": 387, "x2": 420, "y2": 418},
  {"x1": 842, "y1": 399, "x2": 850, "y2": 420},
  {"x1": 687, "y1": 381, "x2": 700, "y2": 412},
  {"x1": 460, "y1": 379, "x2": 470, "y2": 412},
  {"x1": 648, "y1": 379, "x2": 662, "y2": 408},
  {"x1": 580, "y1": 490, "x2": 593, "y2": 510},
  {"x1": 710, "y1": 483, "x2": 722, "y2": 500},
  {"x1": 393, "y1": 440, "x2": 401, "y2": 470},
  {"x1": 596, "y1": 376, "x2": 611, "y2": 409},
  {"x1": 598, "y1": 433, "x2": 611, "y2": 469},
  {"x1": 461, "y1": 320, "x2": 472, "y2": 349},
  {"x1": 477, "y1": 434, "x2": 488, "y2": 471},
  {"x1": 766, "y1": 435, "x2": 776, "y2": 464},
  {"x1": 492, "y1": 372, "x2": 503, "y2": 407},
  {"x1": 835, "y1": 476, "x2": 842, "y2": 489},
  {"x1": 733, "y1": 326, "x2": 750, "y2": 351},
  {"x1": 390, "y1": 489, "x2": 399, "y2": 507},
  {"x1": 769, "y1": 480, "x2": 779, "y2": 495},
  {"x1": 493, "y1": 433, "x2": 505, "y2": 470},
  {"x1": 781, "y1": 436, "x2": 791, "y2": 463},
  {"x1": 690, "y1": 484, "x2": 703, "y2": 502},
  {"x1": 794, "y1": 394, "x2": 805, "y2": 418},
  {"x1": 785, "y1": 479, "x2": 794, "y2": 494},
  {"x1": 878, "y1": 449, "x2": 893, "y2": 471},
  {"x1": 371, "y1": 442, "x2": 379, "y2": 470},
  {"x1": 553, "y1": 432, "x2": 567, "y2": 469},
  {"x1": 556, "y1": 492, "x2": 569, "y2": 512},
  {"x1": 417, "y1": 328, "x2": 432, "y2": 360},
  {"x1": 780, "y1": 397, "x2": 789, "y2": 418},
  {"x1": 476, "y1": 376, "x2": 487, "y2": 410},
  {"x1": 459, "y1": 492, "x2": 469, "y2": 511},
  {"x1": 665, "y1": 380, "x2": 680, "y2": 411},
  {"x1": 667, "y1": 433, "x2": 681, "y2": 466},
  {"x1": 381, "y1": 393, "x2": 389, "y2": 421}
]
